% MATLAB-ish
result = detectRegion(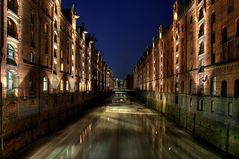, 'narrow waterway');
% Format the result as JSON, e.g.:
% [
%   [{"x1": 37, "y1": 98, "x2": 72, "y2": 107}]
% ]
[{"x1": 18, "y1": 91, "x2": 224, "y2": 159}]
